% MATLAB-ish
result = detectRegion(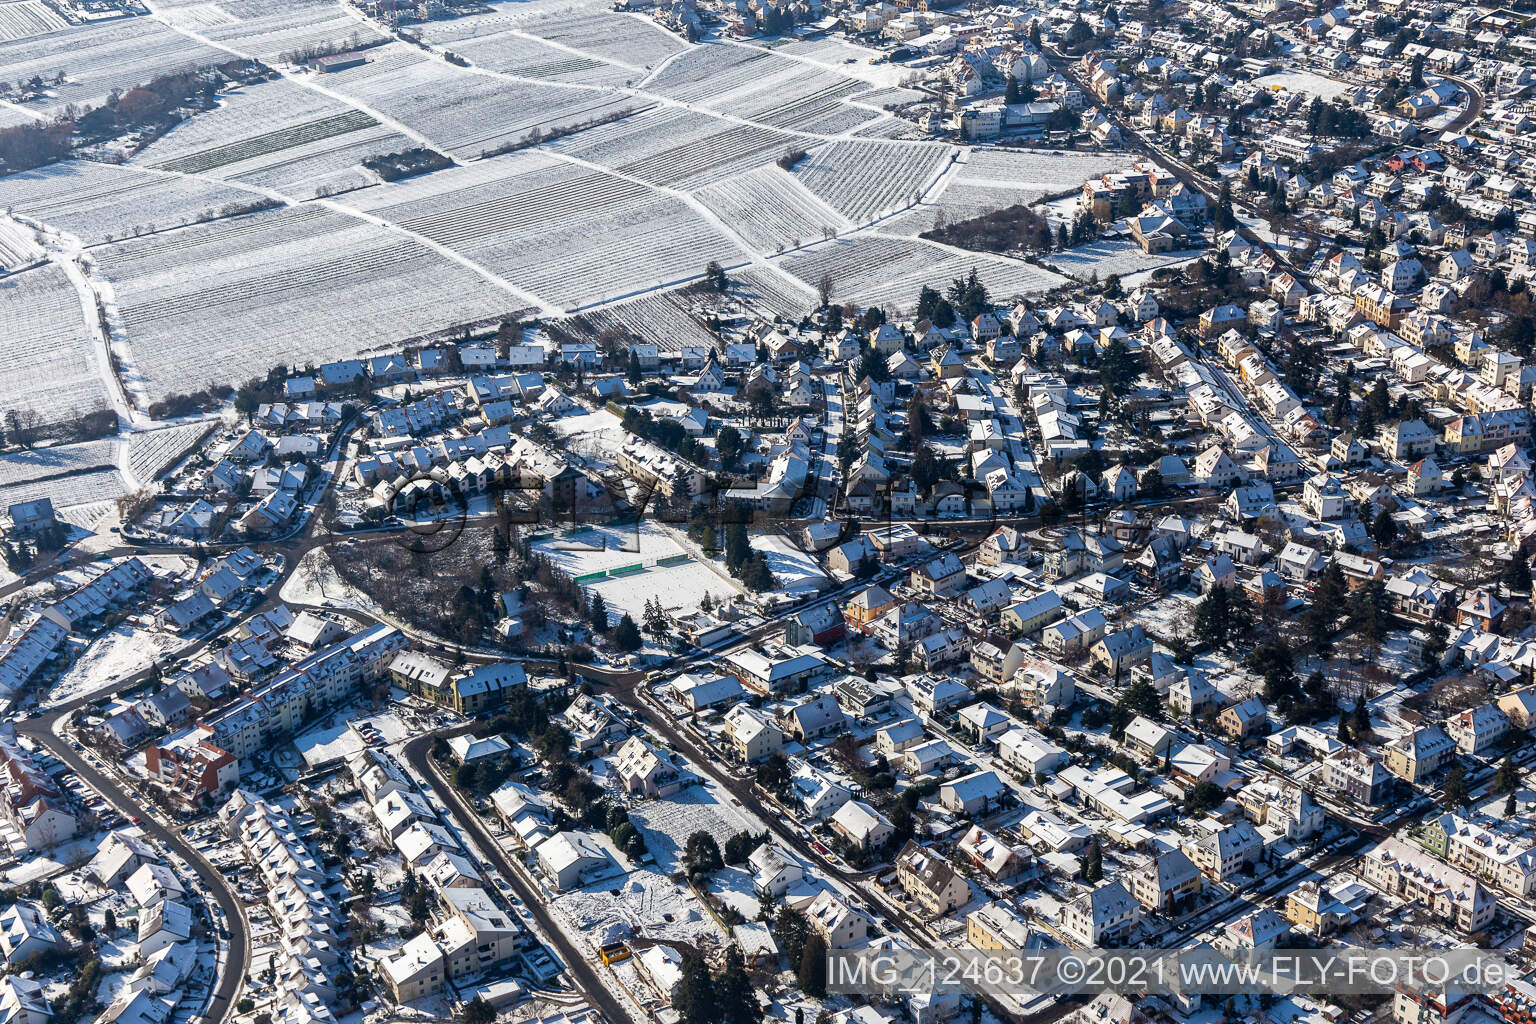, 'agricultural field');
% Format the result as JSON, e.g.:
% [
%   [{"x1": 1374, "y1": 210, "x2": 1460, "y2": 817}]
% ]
[
  {"x1": 728, "y1": 265, "x2": 815, "y2": 318},
  {"x1": 883, "y1": 180, "x2": 1060, "y2": 237},
  {"x1": 961, "y1": 148, "x2": 1131, "y2": 192},
  {"x1": 93, "y1": 203, "x2": 514, "y2": 402},
  {"x1": 693, "y1": 165, "x2": 851, "y2": 255},
  {"x1": 3, "y1": 160, "x2": 261, "y2": 247},
  {"x1": 549, "y1": 107, "x2": 797, "y2": 191},
  {"x1": 316, "y1": 43, "x2": 638, "y2": 158},
  {"x1": 0, "y1": 217, "x2": 43, "y2": 271},
  {"x1": 791, "y1": 139, "x2": 955, "y2": 224},
  {"x1": 558, "y1": 289, "x2": 721, "y2": 354},
  {"x1": 131, "y1": 77, "x2": 414, "y2": 197},
  {"x1": 157, "y1": 0, "x2": 387, "y2": 62},
  {"x1": 341, "y1": 151, "x2": 744, "y2": 310},
  {"x1": 415, "y1": 20, "x2": 637, "y2": 88},
  {"x1": 0, "y1": 264, "x2": 111, "y2": 422},
  {"x1": 0, "y1": 16, "x2": 226, "y2": 118},
  {"x1": 0, "y1": 466, "x2": 126, "y2": 513},
  {"x1": 775, "y1": 233, "x2": 1065, "y2": 312},
  {"x1": 0, "y1": 1, "x2": 67, "y2": 43},
  {"x1": 0, "y1": 440, "x2": 117, "y2": 488}
]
